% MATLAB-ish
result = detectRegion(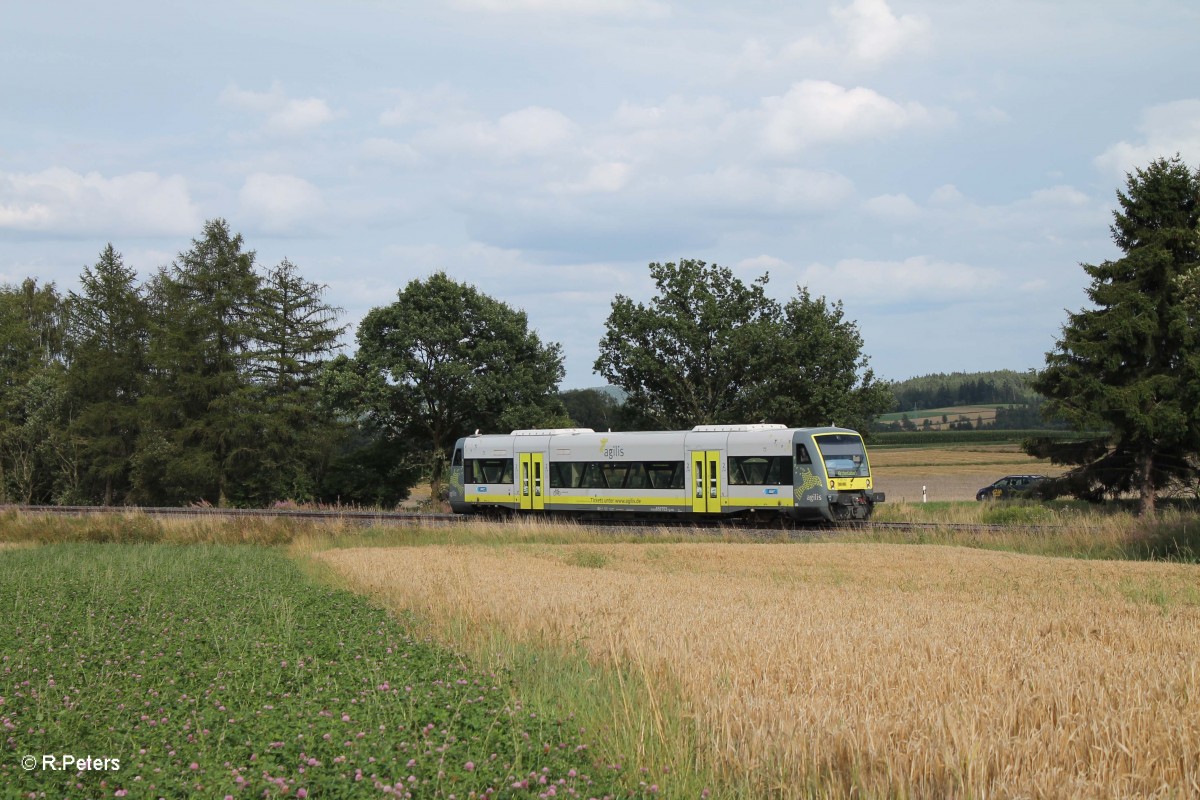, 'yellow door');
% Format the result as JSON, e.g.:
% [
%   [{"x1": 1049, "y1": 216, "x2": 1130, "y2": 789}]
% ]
[
  {"x1": 690, "y1": 450, "x2": 722, "y2": 513},
  {"x1": 531, "y1": 453, "x2": 544, "y2": 510},
  {"x1": 519, "y1": 453, "x2": 545, "y2": 511}
]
